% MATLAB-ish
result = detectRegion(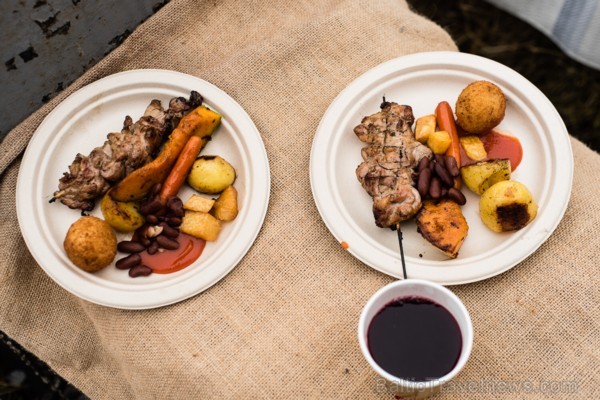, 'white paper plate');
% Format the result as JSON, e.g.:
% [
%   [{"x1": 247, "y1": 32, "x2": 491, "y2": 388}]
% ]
[
  {"x1": 310, "y1": 52, "x2": 573, "y2": 285},
  {"x1": 17, "y1": 69, "x2": 270, "y2": 309}
]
